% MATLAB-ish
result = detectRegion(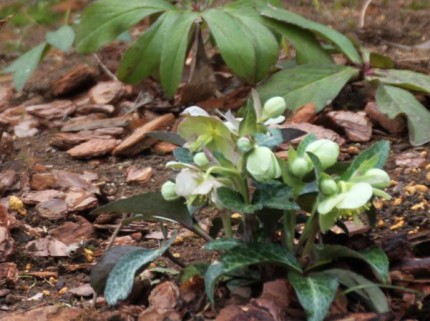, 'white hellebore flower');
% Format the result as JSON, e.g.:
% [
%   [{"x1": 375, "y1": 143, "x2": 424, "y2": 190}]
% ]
[
  {"x1": 305, "y1": 139, "x2": 339, "y2": 169},
  {"x1": 246, "y1": 146, "x2": 281, "y2": 182},
  {"x1": 261, "y1": 97, "x2": 287, "y2": 123}
]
